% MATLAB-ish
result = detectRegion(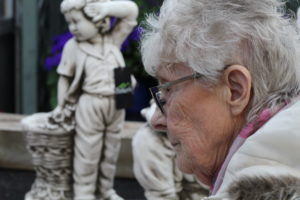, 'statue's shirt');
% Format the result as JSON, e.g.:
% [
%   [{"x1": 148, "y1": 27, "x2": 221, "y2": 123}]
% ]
[
  {"x1": 56, "y1": 19, "x2": 137, "y2": 103},
  {"x1": 81, "y1": 41, "x2": 121, "y2": 96}
]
